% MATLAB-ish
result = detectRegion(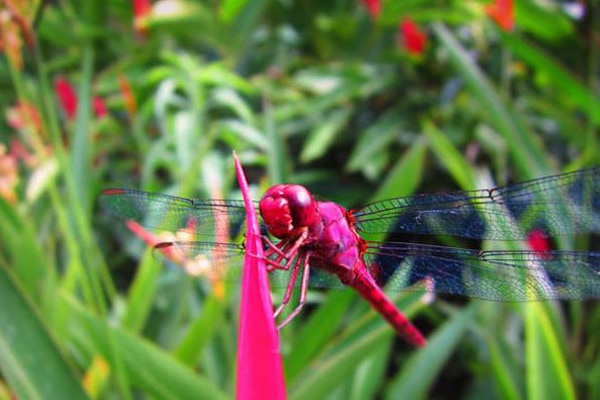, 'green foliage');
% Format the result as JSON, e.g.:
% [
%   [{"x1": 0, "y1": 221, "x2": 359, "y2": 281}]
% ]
[{"x1": 1, "y1": 0, "x2": 599, "y2": 398}]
